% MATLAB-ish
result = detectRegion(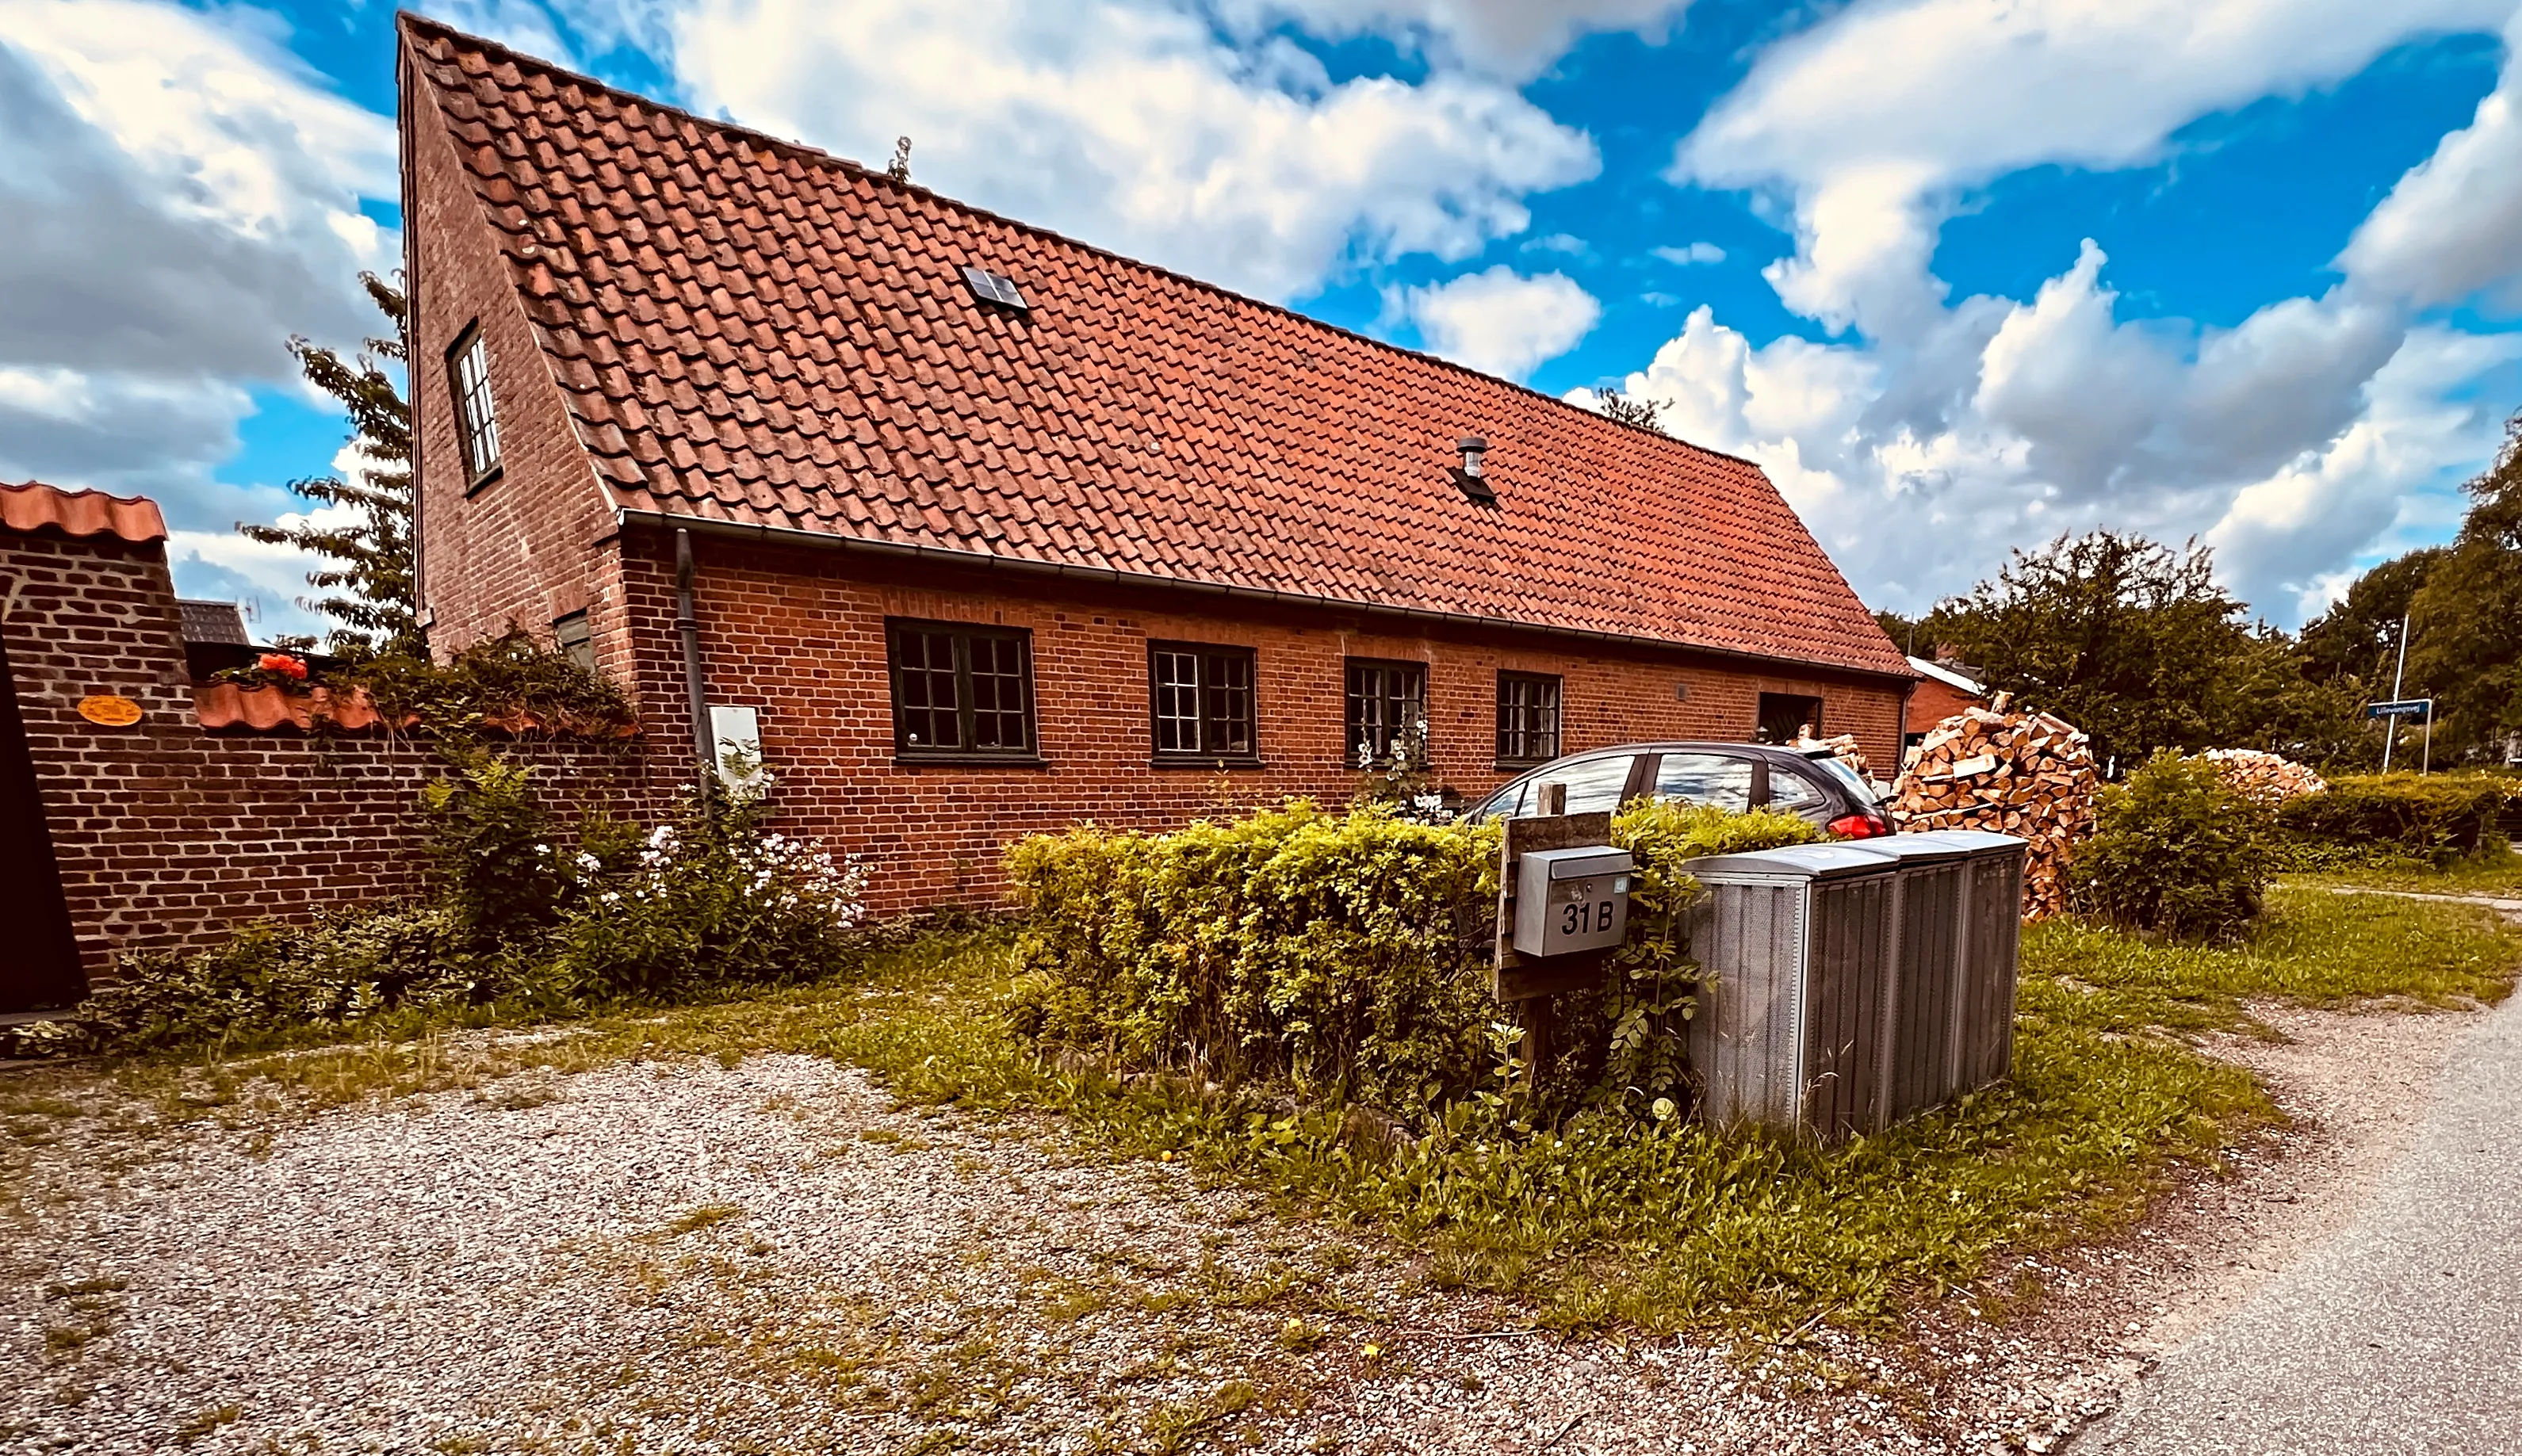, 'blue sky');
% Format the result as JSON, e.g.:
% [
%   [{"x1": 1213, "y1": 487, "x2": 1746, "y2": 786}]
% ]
[{"x1": 6, "y1": 0, "x2": 2520, "y2": 640}]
